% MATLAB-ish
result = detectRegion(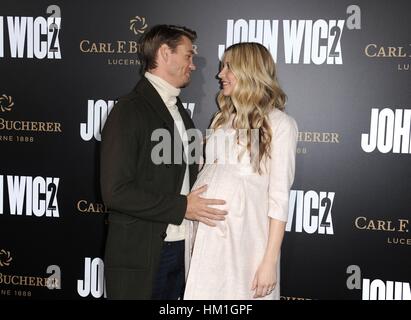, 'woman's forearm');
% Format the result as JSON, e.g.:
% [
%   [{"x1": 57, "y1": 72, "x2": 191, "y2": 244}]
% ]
[{"x1": 263, "y1": 218, "x2": 286, "y2": 263}]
